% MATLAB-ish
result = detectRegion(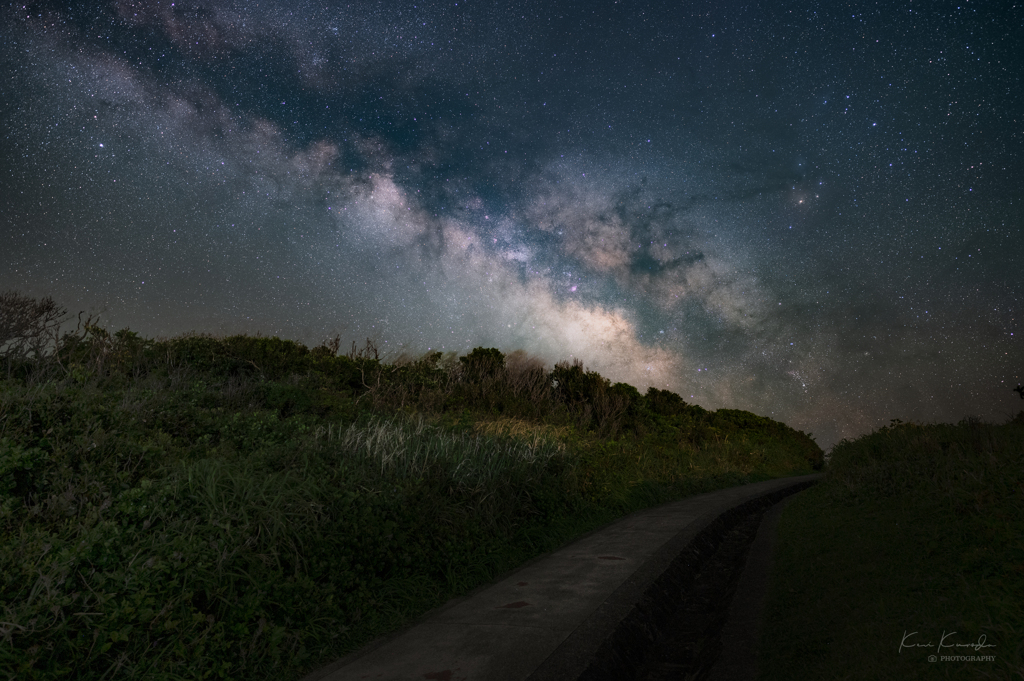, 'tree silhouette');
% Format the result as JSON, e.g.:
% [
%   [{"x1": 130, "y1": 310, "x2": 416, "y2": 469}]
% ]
[
  {"x1": 0, "y1": 290, "x2": 67, "y2": 376},
  {"x1": 1014, "y1": 384, "x2": 1024, "y2": 400}
]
